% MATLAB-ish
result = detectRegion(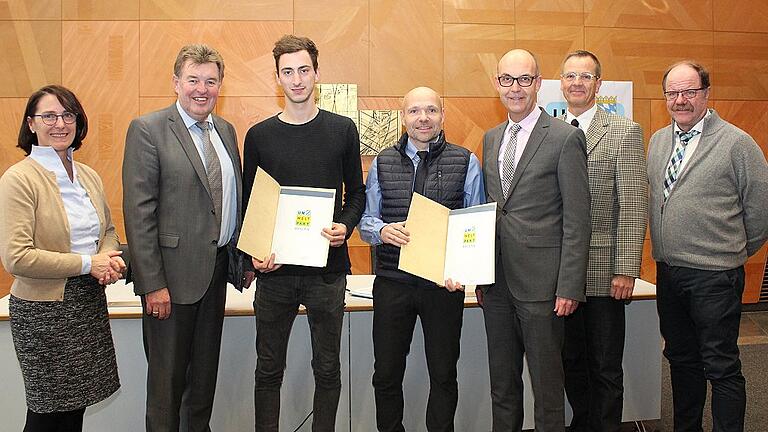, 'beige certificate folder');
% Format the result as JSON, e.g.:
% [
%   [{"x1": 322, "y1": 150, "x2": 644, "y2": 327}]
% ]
[
  {"x1": 237, "y1": 169, "x2": 335, "y2": 267},
  {"x1": 398, "y1": 193, "x2": 496, "y2": 285}
]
